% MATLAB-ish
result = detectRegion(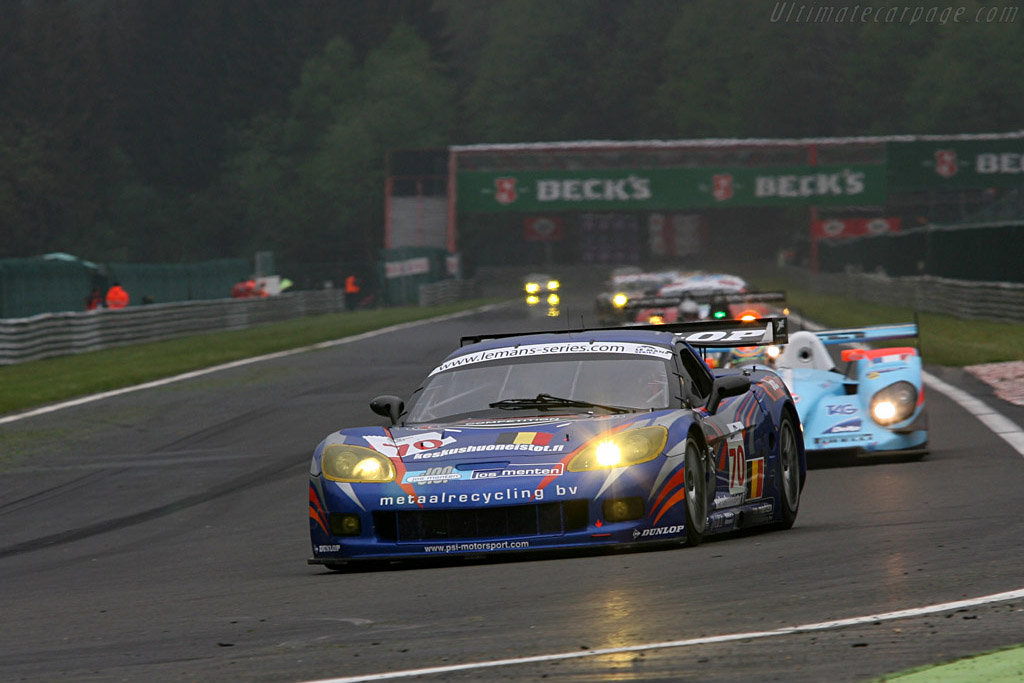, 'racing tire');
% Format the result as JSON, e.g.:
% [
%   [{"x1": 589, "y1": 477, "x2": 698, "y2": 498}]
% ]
[
  {"x1": 683, "y1": 436, "x2": 709, "y2": 546},
  {"x1": 777, "y1": 412, "x2": 801, "y2": 530}
]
